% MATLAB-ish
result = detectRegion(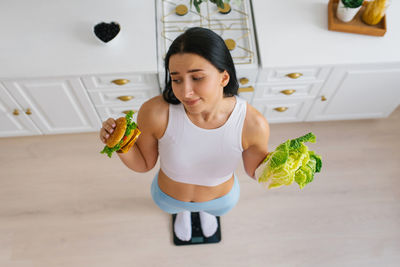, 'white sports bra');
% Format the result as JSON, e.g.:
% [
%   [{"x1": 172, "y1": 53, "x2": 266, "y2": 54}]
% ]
[{"x1": 158, "y1": 95, "x2": 247, "y2": 186}]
